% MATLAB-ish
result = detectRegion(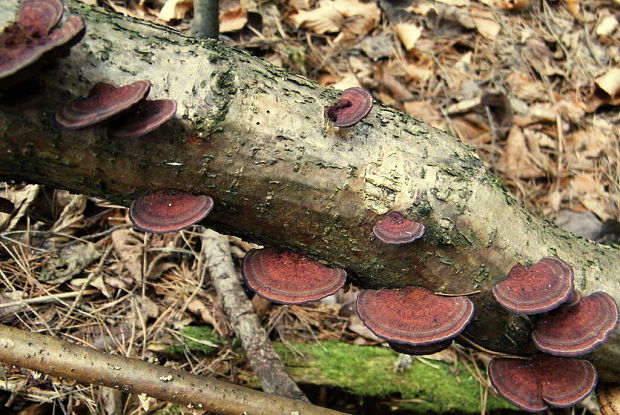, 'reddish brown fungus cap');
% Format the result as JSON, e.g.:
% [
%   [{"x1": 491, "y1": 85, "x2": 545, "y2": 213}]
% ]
[
  {"x1": 242, "y1": 248, "x2": 347, "y2": 304},
  {"x1": 388, "y1": 340, "x2": 452, "y2": 356},
  {"x1": 532, "y1": 291, "x2": 619, "y2": 357},
  {"x1": 129, "y1": 189, "x2": 214, "y2": 233},
  {"x1": 373, "y1": 211, "x2": 424, "y2": 244},
  {"x1": 356, "y1": 287, "x2": 474, "y2": 346},
  {"x1": 56, "y1": 80, "x2": 151, "y2": 130},
  {"x1": 0, "y1": 14, "x2": 84, "y2": 84},
  {"x1": 492, "y1": 257, "x2": 574, "y2": 314},
  {"x1": 488, "y1": 355, "x2": 596, "y2": 412},
  {"x1": 109, "y1": 99, "x2": 177, "y2": 139},
  {"x1": 19, "y1": 0, "x2": 64, "y2": 37},
  {"x1": 325, "y1": 87, "x2": 373, "y2": 127}
]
